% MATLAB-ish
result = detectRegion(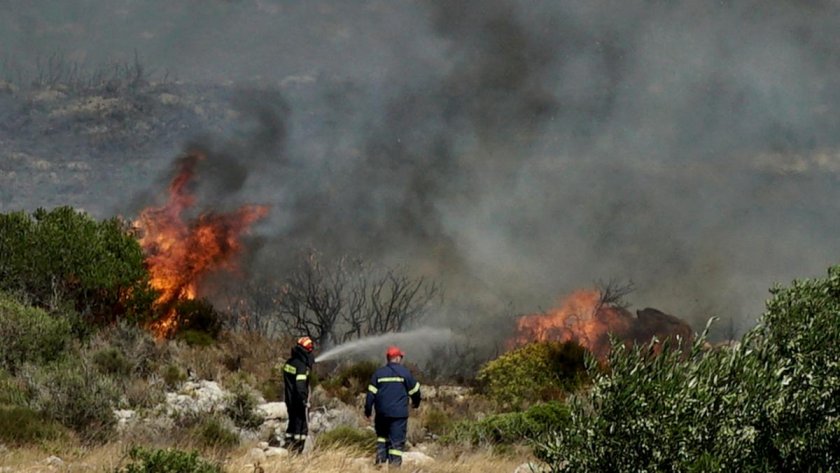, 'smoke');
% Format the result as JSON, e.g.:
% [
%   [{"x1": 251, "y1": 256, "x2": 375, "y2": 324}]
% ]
[{"x1": 2, "y1": 1, "x2": 840, "y2": 340}]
